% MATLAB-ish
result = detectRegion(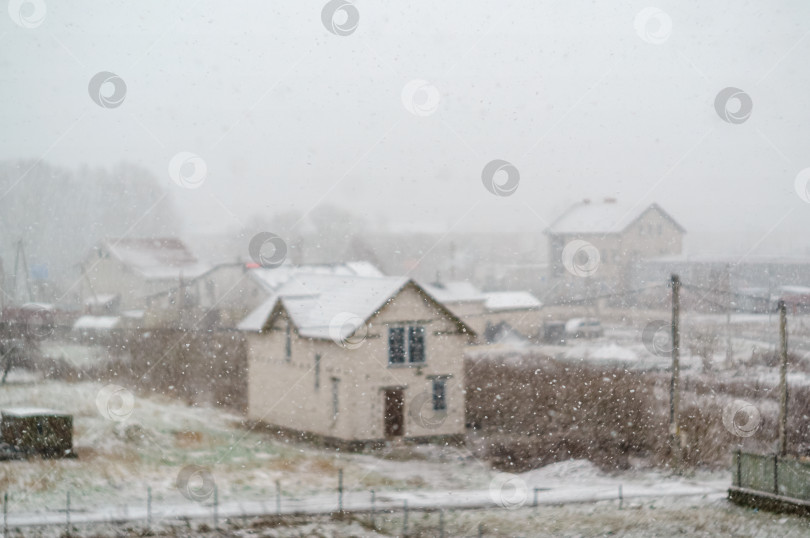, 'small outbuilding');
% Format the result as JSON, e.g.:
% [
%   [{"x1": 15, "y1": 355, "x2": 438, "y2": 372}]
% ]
[{"x1": 1, "y1": 408, "x2": 74, "y2": 458}]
